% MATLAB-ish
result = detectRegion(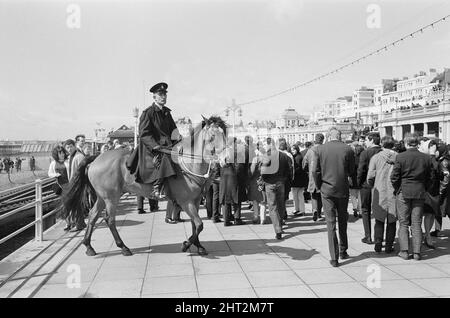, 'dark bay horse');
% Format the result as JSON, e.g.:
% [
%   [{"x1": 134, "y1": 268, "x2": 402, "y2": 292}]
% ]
[{"x1": 63, "y1": 116, "x2": 227, "y2": 256}]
